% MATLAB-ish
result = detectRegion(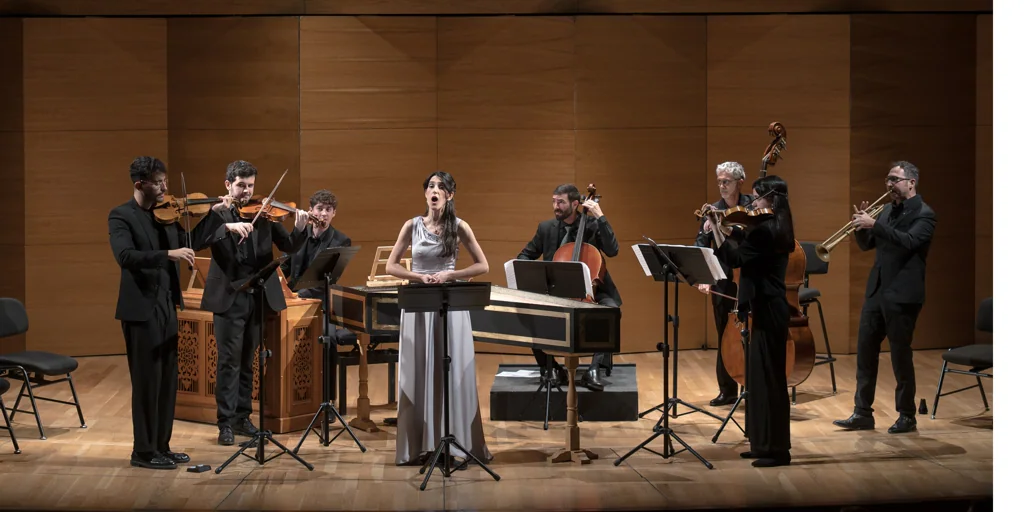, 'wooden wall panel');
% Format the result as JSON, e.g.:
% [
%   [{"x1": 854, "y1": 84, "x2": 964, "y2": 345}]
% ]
[
  {"x1": 437, "y1": 17, "x2": 575, "y2": 129},
  {"x1": 23, "y1": 18, "x2": 167, "y2": 132},
  {"x1": 306, "y1": 0, "x2": 577, "y2": 15},
  {"x1": 575, "y1": 129, "x2": 705, "y2": 241},
  {"x1": 574, "y1": 16, "x2": 706, "y2": 129},
  {"x1": 300, "y1": 17, "x2": 437, "y2": 130},
  {"x1": 851, "y1": 15, "x2": 975, "y2": 128},
  {"x1": 300, "y1": 129, "x2": 438, "y2": 243},
  {"x1": 438, "y1": 129, "x2": 575, "y2": 242},
  {"x1": 25, "y1": 243, "x2": 135, "y2": 356},
  {"x1": 0, "y1": 0, "x2": 304, "y2": 15},
  {"x1": 0, "y1": 18, "x2": 22, "y2": 133},
  {"x1": 707, "y1": 15, "x2": 850, "y2": 128},
  {"x1": 168, "y1": 17, "x2": 299, "y2": 130},
  {"x1": 24, "y1": 131, "x2": 169, "y2": 246},
  {"x1": 0, "y1": 19, "x2": 25, "y2": 353},
  {"x1": 0, "y1": 0, "x2": 990, "y2": 15}
]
